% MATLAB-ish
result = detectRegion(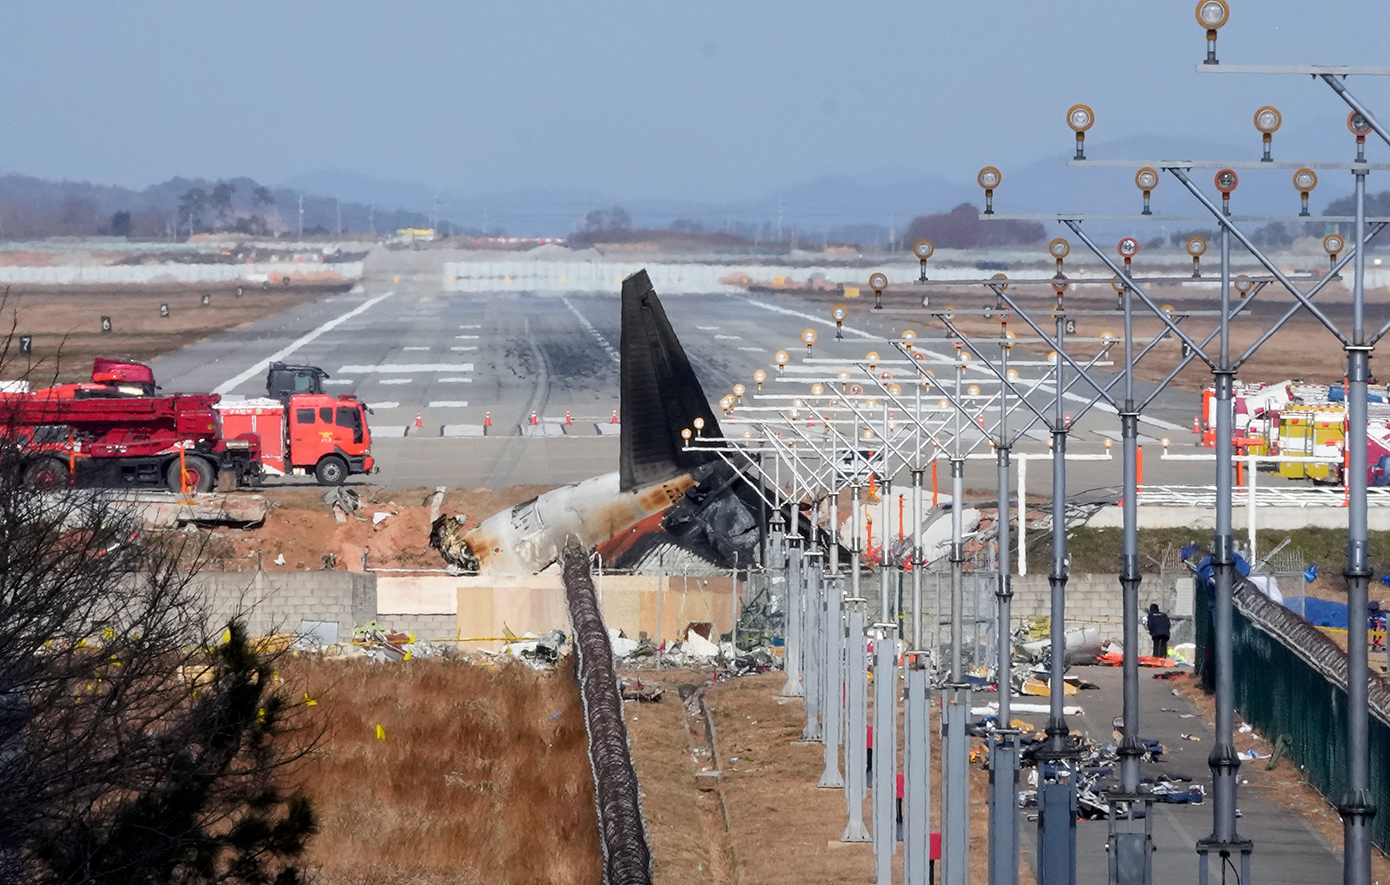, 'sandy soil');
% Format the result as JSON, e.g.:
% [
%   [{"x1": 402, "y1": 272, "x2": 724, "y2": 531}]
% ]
[
  {"x1": 0, "y1": 284, "x2": 344, "y2": 382},
  {"x1": 199, "y1": 485, "x2": 553, "y2": 572}
]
